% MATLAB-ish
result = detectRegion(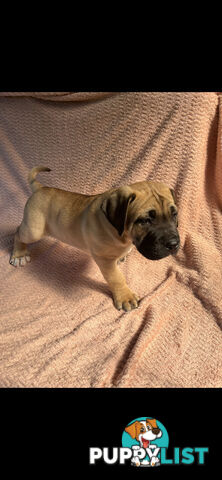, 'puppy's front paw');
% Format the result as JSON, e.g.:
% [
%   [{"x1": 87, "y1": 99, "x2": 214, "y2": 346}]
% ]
[
  {"x1": 9, "y1": 254, "x2": 31, "y2": 267},
  {"x1": 113, "y1": 288, "x2": 140, "y2": 312}
]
